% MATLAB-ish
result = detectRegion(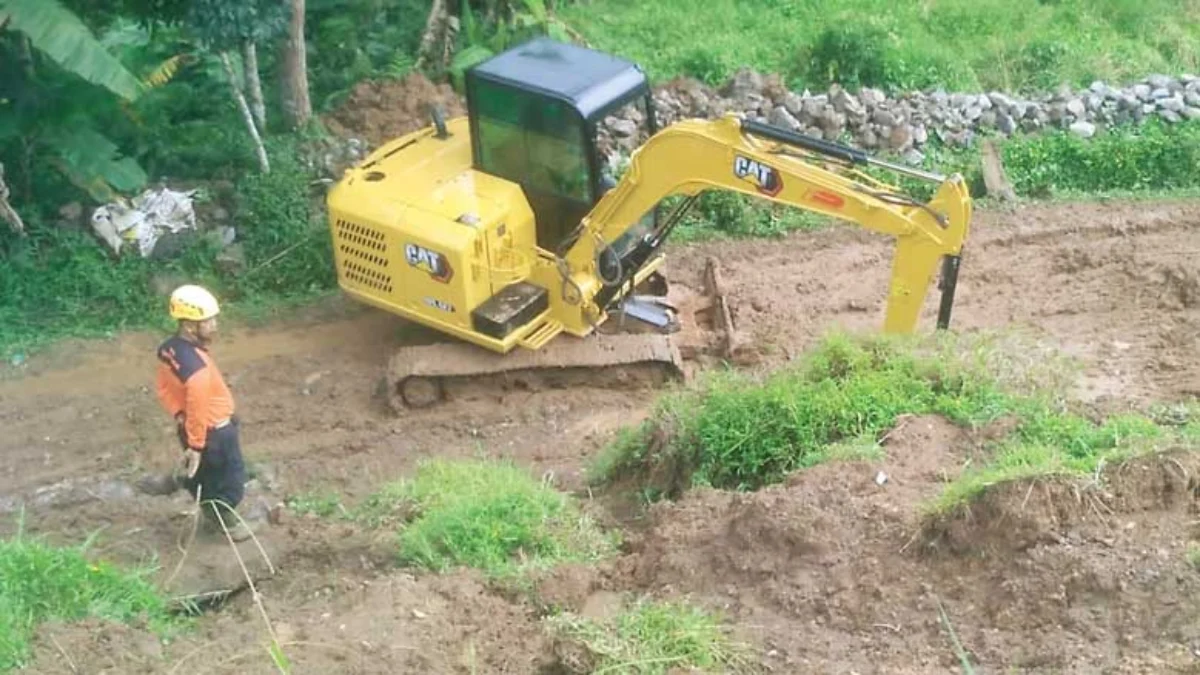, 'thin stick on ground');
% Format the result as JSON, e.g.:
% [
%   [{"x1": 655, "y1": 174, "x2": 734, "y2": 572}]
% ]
[
  {"x1": 48, "y1": 634, "x2": 78, "y2": 673},
  {"x1": 168, "y1": 643, "x2": 210, "y2": 675},
  {"x1": 211, "y1": 500, "x2": 285, "y2": 673},
  {"x1": 935, "y1": 596, "x2": 976, "y2": 674}
]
